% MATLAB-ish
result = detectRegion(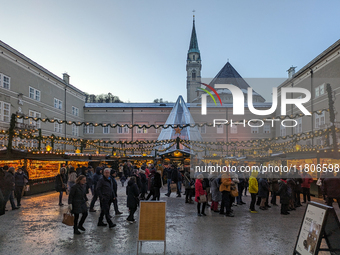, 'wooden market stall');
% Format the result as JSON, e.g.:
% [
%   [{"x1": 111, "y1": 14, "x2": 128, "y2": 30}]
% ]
[
  {"x1": 0, "y1": 149, "x2": 107, "y2": 195},
  {"x1": 270, "y1": 150, "x2": 340, "y2": 197}
]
